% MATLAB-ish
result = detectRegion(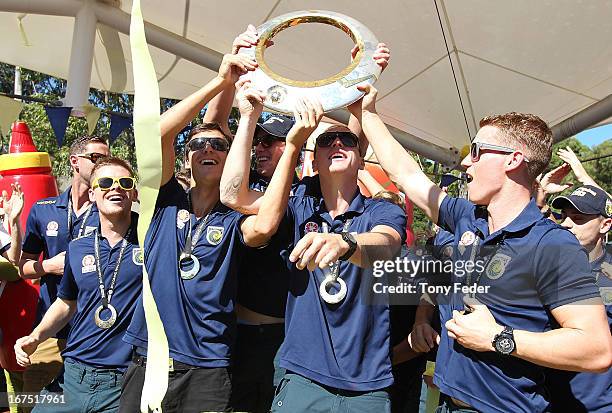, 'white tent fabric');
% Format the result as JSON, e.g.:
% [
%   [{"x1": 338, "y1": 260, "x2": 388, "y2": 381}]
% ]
[{"x1": 1, "y1": 0, "x2": 611, "y2": 165}]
